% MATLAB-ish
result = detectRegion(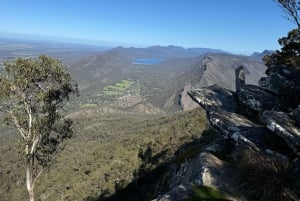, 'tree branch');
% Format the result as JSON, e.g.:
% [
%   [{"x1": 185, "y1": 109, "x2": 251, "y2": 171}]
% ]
[
  {"x1": 285, "y1": 2, "x2": 300, "y2": 28},
  {"x1": 276, "y1": 0, "x2": 300, "y2": 29},
  {"x1": 32, "y1": 169, "x2": 42, "y2": 189},
  {"x1": 5, "y1": 110, "x2": 27, "y2": 140},
  {"x1": 24, "y1": 101, "x2": 32, "y2": 138},
  {"x1": 30, "y1": 135, "x2": 40, "y2": 155}
]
